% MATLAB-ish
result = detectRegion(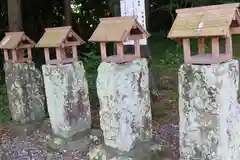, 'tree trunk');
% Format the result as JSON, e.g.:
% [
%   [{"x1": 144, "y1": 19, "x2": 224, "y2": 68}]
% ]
[
  {"x1": 107, "y1": 0, "x2": 120, "y2": 17},
  {"x1": 63, "y1": 0, "x2": 72, "y2": 26},
  {"x1": 7, "y1": 0, "x2": 22, "y2": 31},
  {"x1": 107, "y1": 0, "x2": 120, "y2": 55},
  {"x1": 63, "y1": 0, "x2": 72, "y2": 57},
  {"x1": 142, "y1": 0, "x2": 161, "y2": 100}
]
